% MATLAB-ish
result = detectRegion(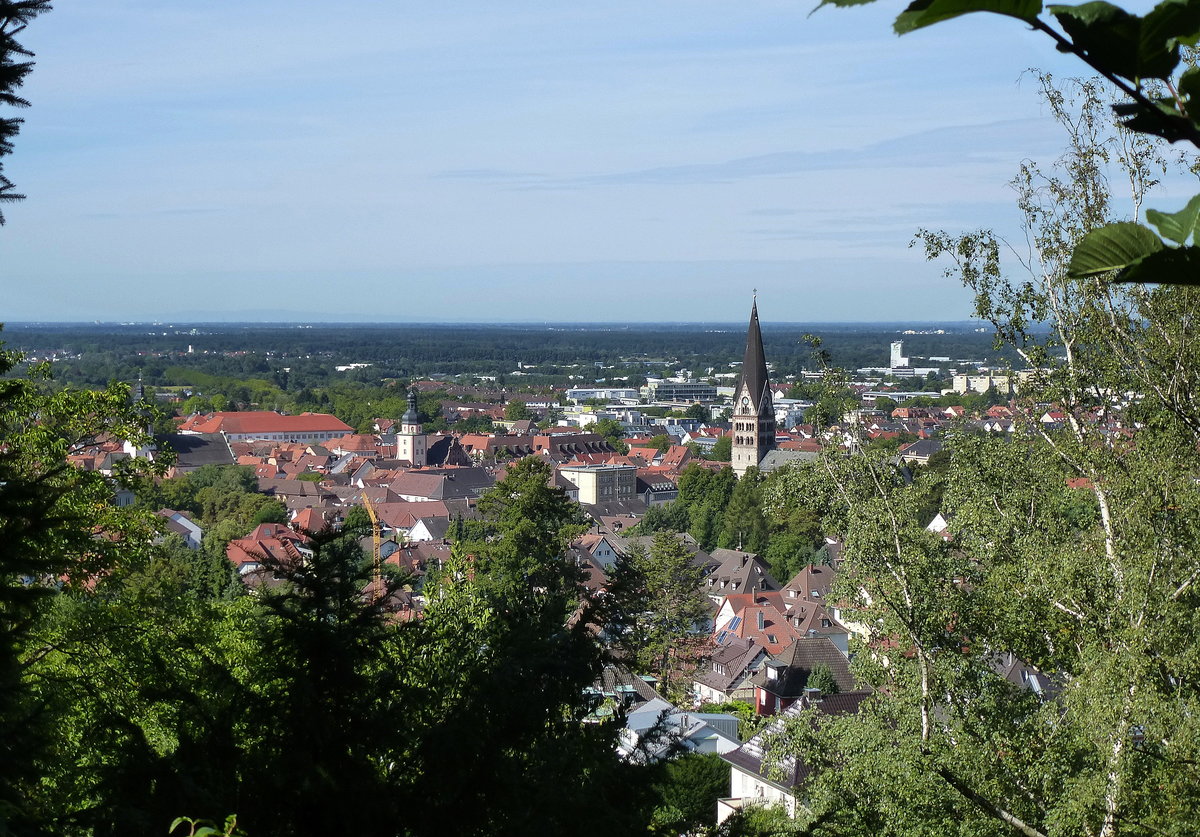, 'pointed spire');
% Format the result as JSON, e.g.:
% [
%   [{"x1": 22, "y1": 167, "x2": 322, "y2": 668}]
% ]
[{"x1": 739, "y1": 296, "x2": 770, "y2": 411}]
